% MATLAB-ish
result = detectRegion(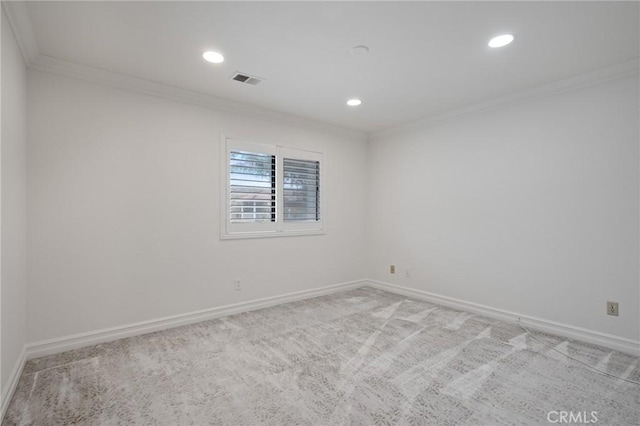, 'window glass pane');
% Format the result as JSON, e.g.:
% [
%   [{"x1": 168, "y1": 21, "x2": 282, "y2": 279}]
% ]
[
  {"x1": 283, "y1": 158, "x2": 319, "y2": 222},
  {"x1": 230, "y1": 150, "x2": 275, "y2": 222}
]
